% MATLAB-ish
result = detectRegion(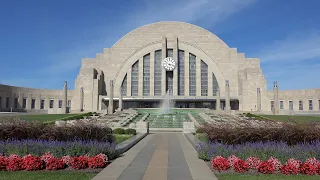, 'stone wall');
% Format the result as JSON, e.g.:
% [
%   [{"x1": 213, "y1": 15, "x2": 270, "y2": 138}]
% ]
[{"x1": 0, "y1": 84, "x2": 74, "y2": 113}]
